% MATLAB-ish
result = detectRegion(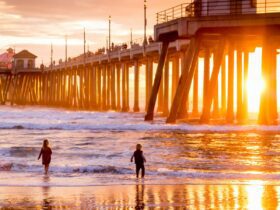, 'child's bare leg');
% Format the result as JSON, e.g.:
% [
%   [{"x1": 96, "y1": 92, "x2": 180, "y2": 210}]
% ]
[
  {"x1": 141, "y1": 165, "x2": 145, "y2": 178},
  {"x1": 136, "y1": 165, "x2": 140, "y2": 178},
  {"x1": 44, "y1": 164, "x2": 49, "y2": 174}
]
